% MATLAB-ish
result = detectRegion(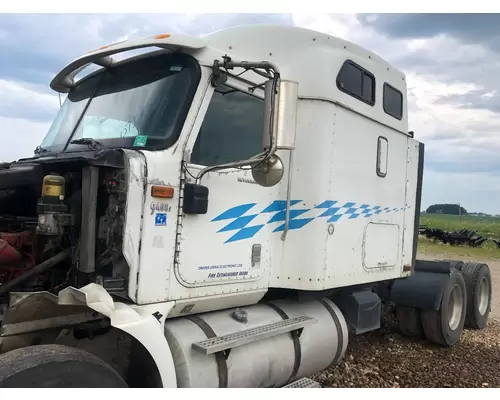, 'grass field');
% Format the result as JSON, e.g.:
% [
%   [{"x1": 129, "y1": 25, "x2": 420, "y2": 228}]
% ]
[{"x1": 418, "y1": 213, "x2": 500, "y2": 260}]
